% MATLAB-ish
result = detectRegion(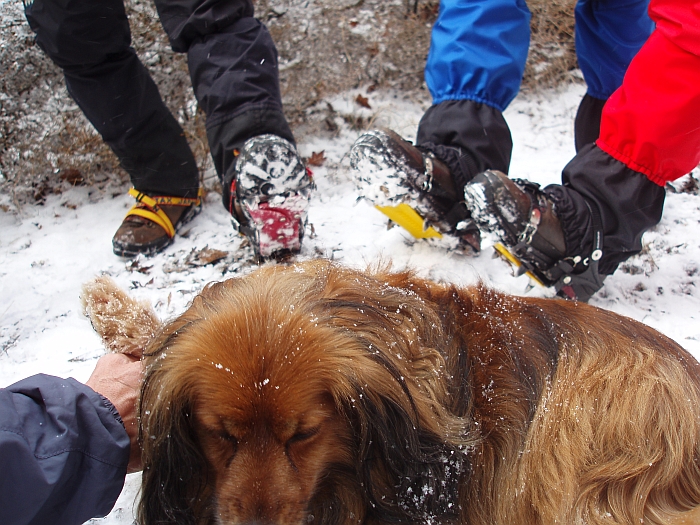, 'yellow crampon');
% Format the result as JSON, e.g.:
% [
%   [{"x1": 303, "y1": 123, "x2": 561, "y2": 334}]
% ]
[
  {"x1": 125, "y1": 188, "x2": 202, "y2": 239},
  {"x1": 375, "y1": 203, "x2": 443, "y2": 239},
  {"x1": 493, "y1": 242, "x2": 545, "y2": 287}
]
